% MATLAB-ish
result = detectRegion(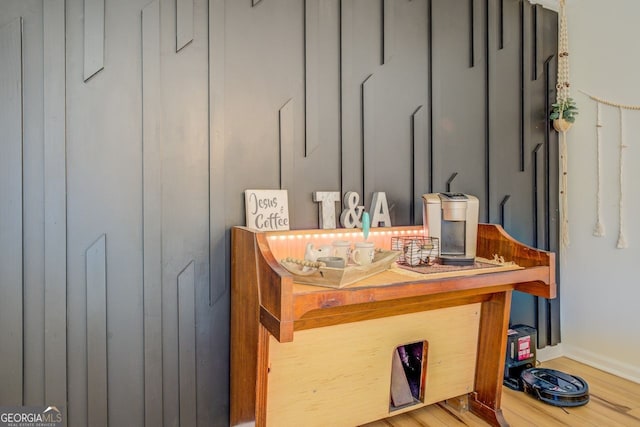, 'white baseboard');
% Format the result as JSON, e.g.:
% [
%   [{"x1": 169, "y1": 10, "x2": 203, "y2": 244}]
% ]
[
  {"x1": 561, "y1": 344, "x2": 640, "y2": 385},
  {"x1": 536, "y1": 343, "x2": 565, "y2": 362},
  {"x1": 232, "y1": 422, "x2": 255, "y2": 427}
]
